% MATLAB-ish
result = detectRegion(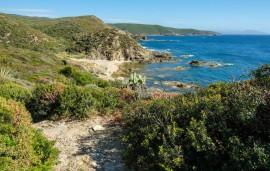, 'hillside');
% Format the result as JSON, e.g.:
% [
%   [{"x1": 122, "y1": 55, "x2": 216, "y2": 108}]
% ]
[
  {"x1": 0, "y1": 14, "x2": 58, "y2": 51},
  {"x1": 0, "y1": 13, "x2": 157, "y2": 54},
  {"x1": 109, "y1": 23, "x2": 219, "y2": 36},
  {"x1": 0, "y1": 13, "x2": 167, "y2": 85},
  {"x1": 7, "y1": 14, "x2": 111, "y2": 40}
]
